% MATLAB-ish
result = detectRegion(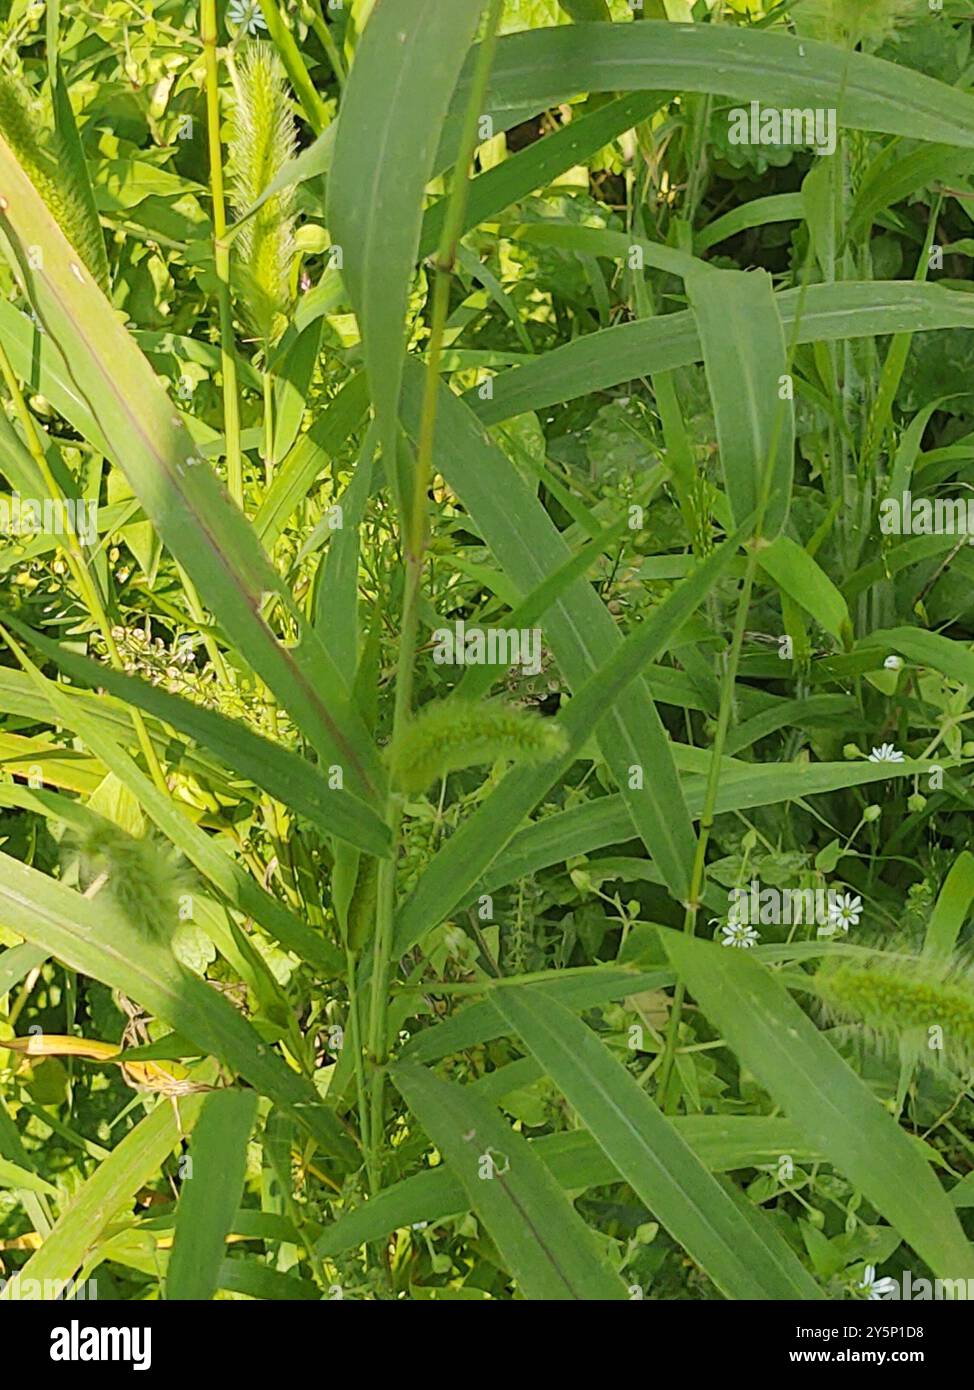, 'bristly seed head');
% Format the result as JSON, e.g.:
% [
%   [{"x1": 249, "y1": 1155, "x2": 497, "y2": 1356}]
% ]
[
  {"x1": 0, "y1": 61, "x2": 109, "y2": 288},
  {"x1": 228, "y1": 41, "x2": 298, "y2": 346},
  {"x1": 390, "y1": 699, "x2": 569, "y2": 794},
  {"x1": 814, "y1": 948, "x2": 974, "y2": 1073},
  {"x1": 68, "y1": 823, "x2": 195, "y2": 940}
]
